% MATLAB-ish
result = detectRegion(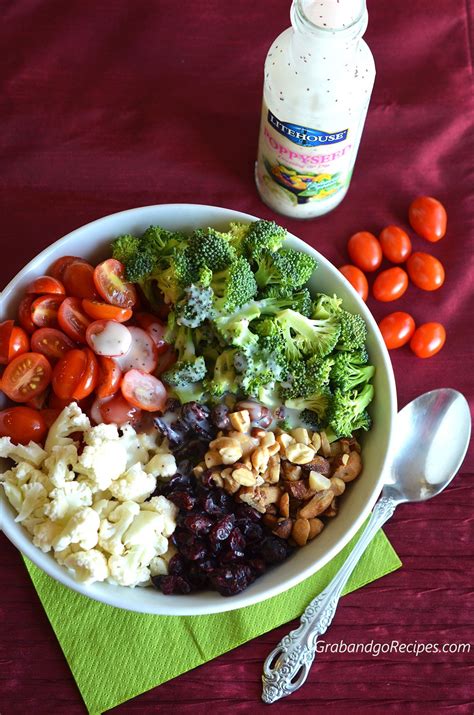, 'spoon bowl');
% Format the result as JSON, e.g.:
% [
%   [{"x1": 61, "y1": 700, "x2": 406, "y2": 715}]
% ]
[{"x1": 384, "y1": 388, "x2": 471, "y2": 504}]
